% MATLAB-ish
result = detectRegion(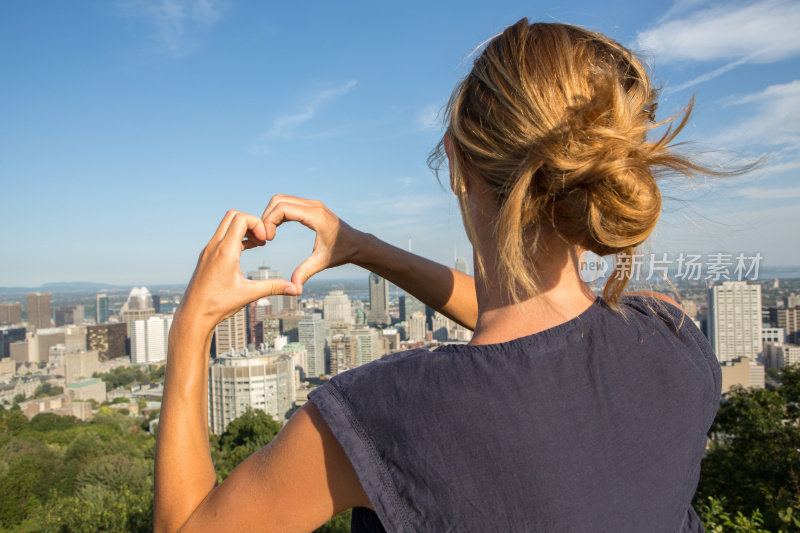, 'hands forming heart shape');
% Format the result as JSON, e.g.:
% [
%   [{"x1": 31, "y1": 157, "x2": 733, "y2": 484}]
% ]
[{"x1": 175, "y1": 195, "x2": 362, "y2": 334}]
